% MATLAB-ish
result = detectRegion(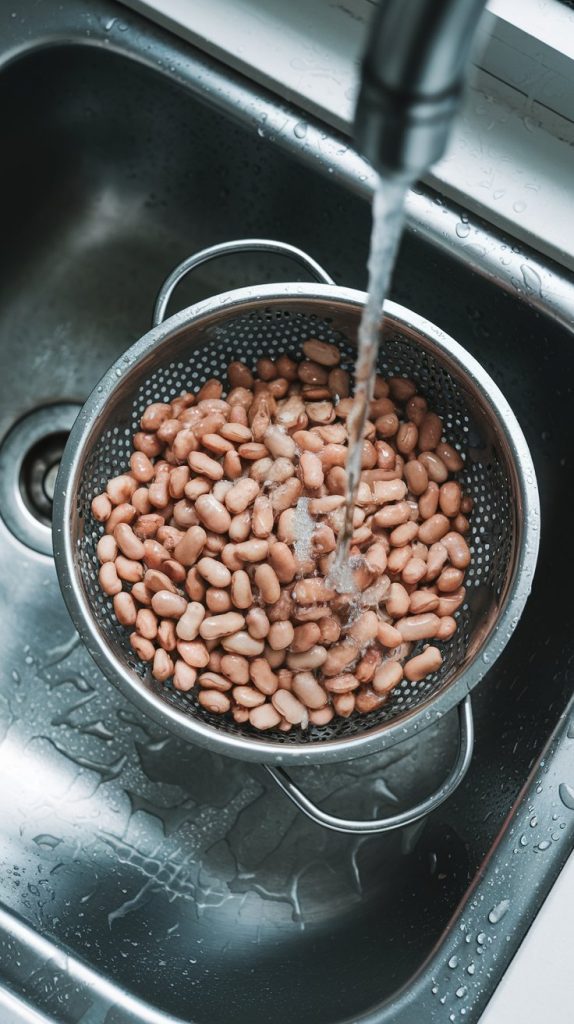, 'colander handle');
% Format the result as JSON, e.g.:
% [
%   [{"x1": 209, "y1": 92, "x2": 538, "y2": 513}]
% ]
[
  {"x1": 152, "y1": 239, "x2": 335, "y2": 325},
  {"x1": 265, "y1": 696, "x2": 474, "y2": 834}
]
